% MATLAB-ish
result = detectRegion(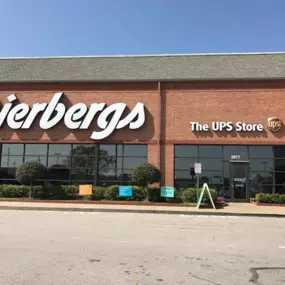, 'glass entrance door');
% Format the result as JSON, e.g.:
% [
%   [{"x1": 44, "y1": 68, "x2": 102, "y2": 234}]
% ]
[{"x1": 230, "y1": 162, "x2": 249, "y2": 201}]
